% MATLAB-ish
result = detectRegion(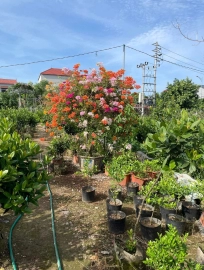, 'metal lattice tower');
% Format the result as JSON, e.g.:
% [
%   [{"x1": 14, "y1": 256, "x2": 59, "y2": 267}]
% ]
[{"x1": 136, "y1": 42, "x2": 162, "y2": 115}]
